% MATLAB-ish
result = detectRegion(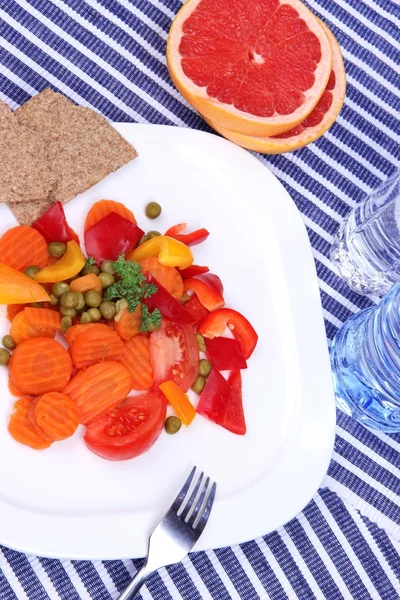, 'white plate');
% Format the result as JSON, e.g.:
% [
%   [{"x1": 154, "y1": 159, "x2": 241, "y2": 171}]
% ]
[{"x1": 0, "y1": 124, "x2": 335, "y2": 559}]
